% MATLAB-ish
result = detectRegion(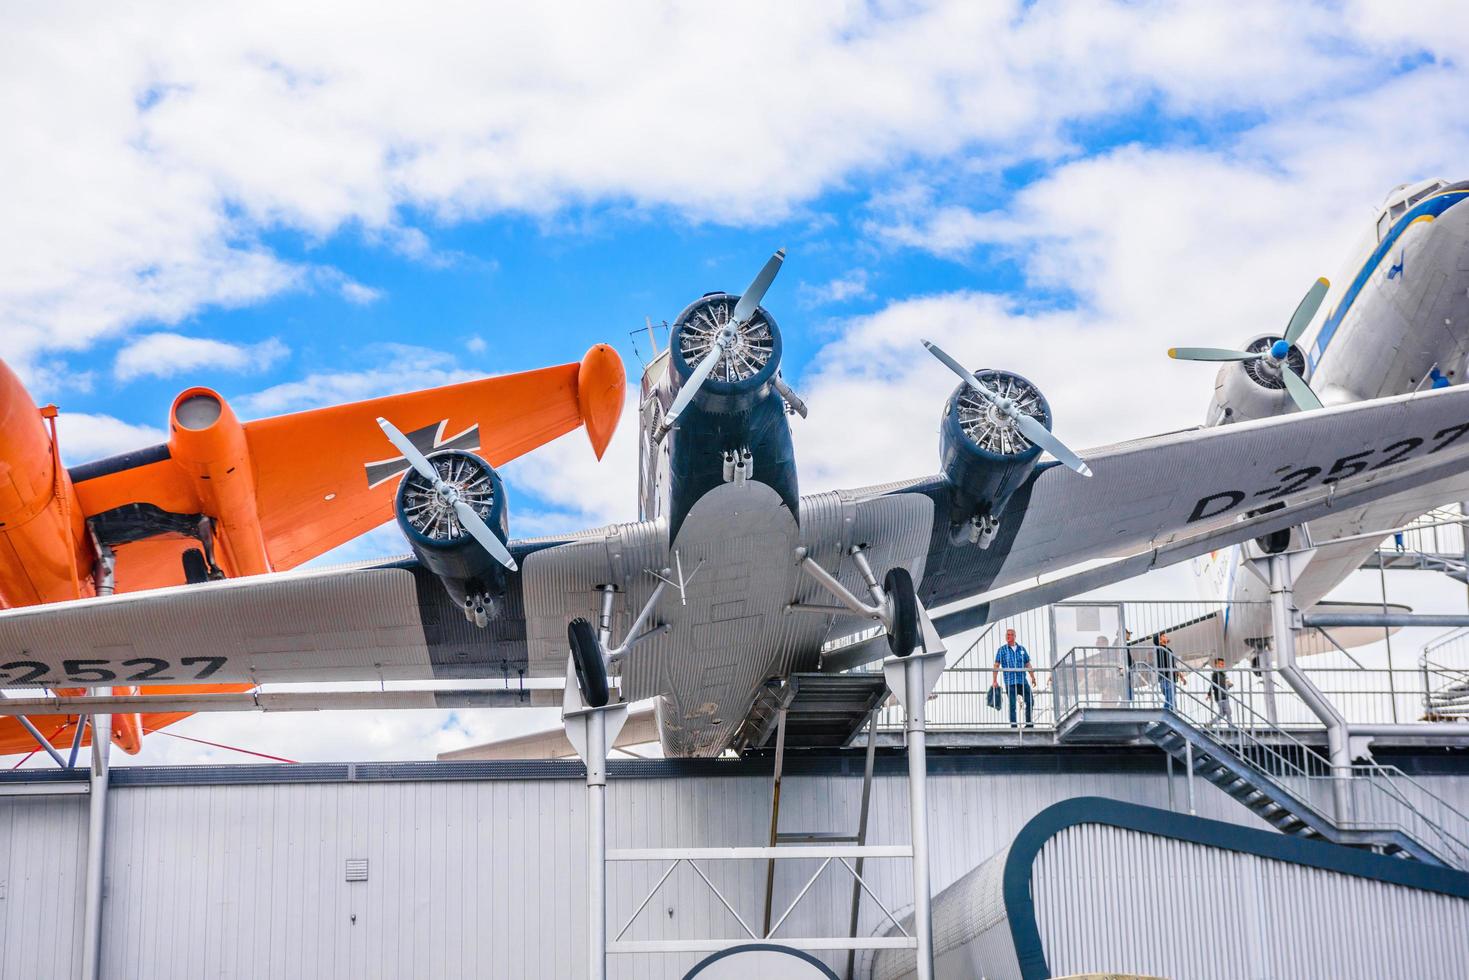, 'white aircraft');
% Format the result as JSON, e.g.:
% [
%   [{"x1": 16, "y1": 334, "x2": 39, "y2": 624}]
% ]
[
  {"x1": 1167, "y1": 177, "x2": 1469, "y2": 663},
  {"x1": 3, "y1": 179, "x2": 1469, "y2": 757}
]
